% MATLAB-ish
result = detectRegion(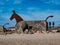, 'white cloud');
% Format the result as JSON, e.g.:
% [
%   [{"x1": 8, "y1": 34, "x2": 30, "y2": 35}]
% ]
[
  {"x1": 25, "y1": 8, "x2": 60, "y2": 26},
  {"x1": 26, "y1": 7, "x2": 60, "y2": 21},
  {"x1": 0, "y1": 7, "x2": 60, "y2": 26},
  {"x1": 0, "y1": 13, "x2": 16, "y2": 27},
  {"x1": 42, "y1": 0, "x2": 60, "y2": 5},
  {"x1": 0, "y1": 13, "x2": 11, "y2": 20},
  {"x1": 13, "y1": 0, "x2": 22, "y2": 4},
  {"x1": 8, "y1": 8, "x2": 15, "y2": 12},
  {"x1": 16, "y1": 8, "x2": 60, "y2": 26},
  {"x1": 18, "y1": 13, "x2": 35, "y2": 21},
  {"x1": 0, "y1": 0, "x2": 9, "y2": 5},
  {"x1": 6, "y1": 0, "x2": 9, "y2": 2},
  {"x1": 27, "y1": 7, "x2": 39, "y2": 11},
  {"x1": 16, "y1": 7, "x2": 60, "y2": 21}
]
